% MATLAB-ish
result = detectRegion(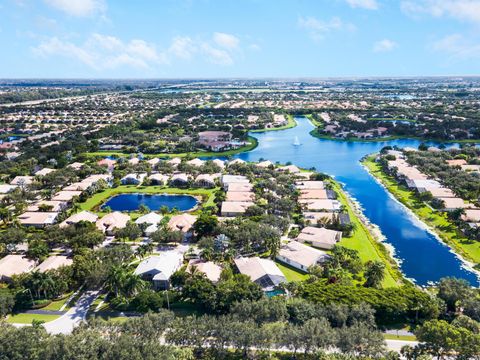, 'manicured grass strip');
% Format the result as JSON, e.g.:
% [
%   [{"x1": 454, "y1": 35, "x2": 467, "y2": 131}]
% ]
[
  {"x1": 79, "y1": 185, "x2": 217, "y2": 215},
  {"x1": 367, "y1": 118, "x2": 416, "y2": 122},
  {"x1": 383, "y1": 333, "x2": 417, "y2": 341},
  {"x1": 250, "y1": 114, "x2": 297, "y2": 133},
  {"x1": 6, "y1": 313, "x2": 60, "y2": 324},
  {"x1": 363, "y1": 156, "x2": 480, "y2": 265},
  {"x1": 331, "y1": 181, "x2": 402, "y2": 288},
  {"x1": 276, "y1": 261, "x2": 309, "y2": 282},
  {"x1": 42, "y1": 292, "x2": 73, "y2": 311},
  {"x1": 83, "y1": 136, "x2": 258, "y2": 159}
]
